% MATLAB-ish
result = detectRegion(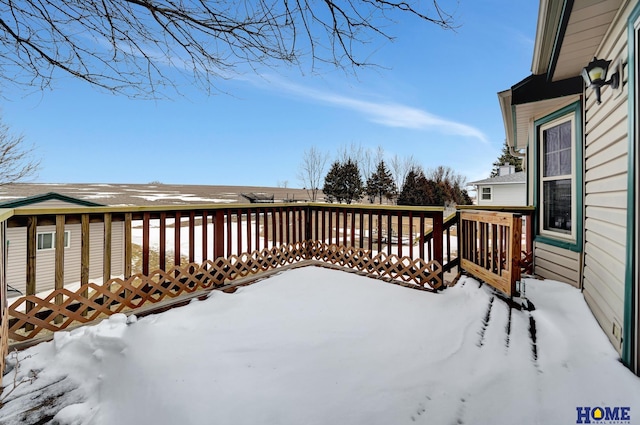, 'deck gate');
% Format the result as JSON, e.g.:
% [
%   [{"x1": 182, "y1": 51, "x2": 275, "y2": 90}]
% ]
[{"x1": 459, "y1": 210, "x2": 522, "y2": 297}]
